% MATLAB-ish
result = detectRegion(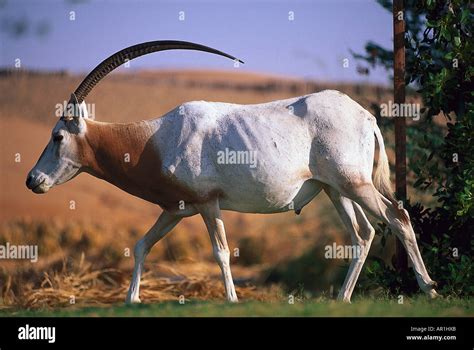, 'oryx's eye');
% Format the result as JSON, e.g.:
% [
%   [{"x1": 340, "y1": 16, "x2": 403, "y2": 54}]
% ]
[{"x1": 53, "y1": 134, "x2": 64, "y2": 143}]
